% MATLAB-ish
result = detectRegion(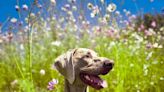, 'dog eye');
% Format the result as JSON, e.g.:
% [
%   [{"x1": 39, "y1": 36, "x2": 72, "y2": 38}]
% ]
[
  {"x1": 94, "y1": 59, "x2": 100, "y2": 62},
  {"x1": 84, "y1": 55, "x2": 90, "y2": 58}
]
